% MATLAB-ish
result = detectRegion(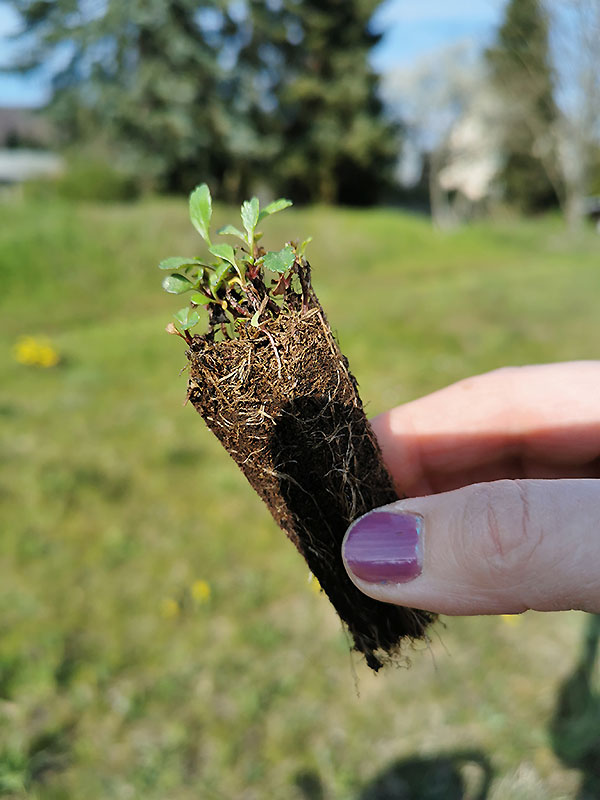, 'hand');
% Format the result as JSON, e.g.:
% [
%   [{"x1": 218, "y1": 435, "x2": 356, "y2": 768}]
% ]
[{"x1": 342, "y1": 362, "x2": 600, "y2": 615}]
